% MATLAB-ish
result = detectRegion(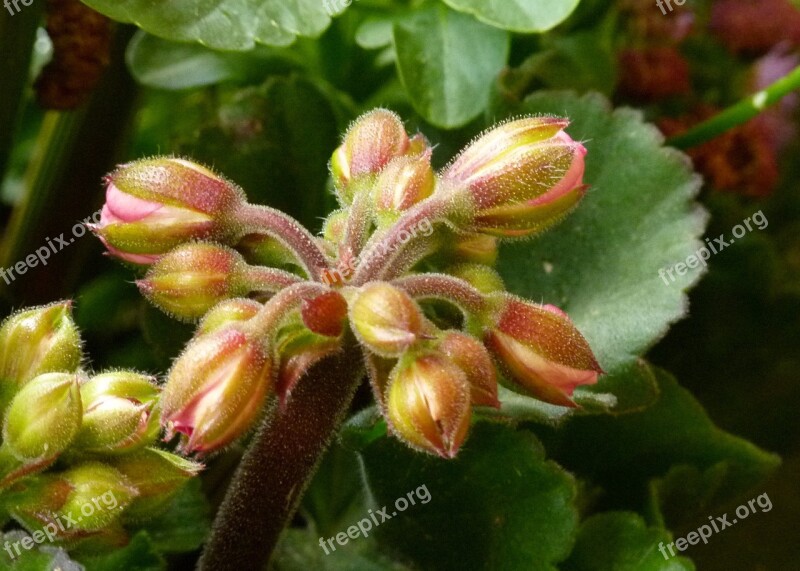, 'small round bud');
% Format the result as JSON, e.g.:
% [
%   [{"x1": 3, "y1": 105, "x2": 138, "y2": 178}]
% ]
[
  {"x1": 386, "y1": 351, "x2": 471, "y2": 458},
  {"x1": 137, "y1": 243, "x2": 249, "y2": 321},
  {"x1": 349, "y1": 282, "x2": 423, "y2": 357},
  {"x1": 197, "y1": 298, "x2": 262, "y2": 336},
  {"x1": 3, "y1": 372, "x2": 82, "y2": 461},
  {"x1": 438, "y1": 331, "x2": 499, "y2": 408},
  {"x1": 59, "y1": 462, "x2": 138, "y2": 531},
  {"x1": 301, "y1": 291, "x2": 348, "y2": 338}
]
